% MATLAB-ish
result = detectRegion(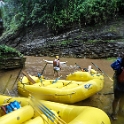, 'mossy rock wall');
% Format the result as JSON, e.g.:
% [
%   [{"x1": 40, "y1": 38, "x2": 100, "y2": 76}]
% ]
[
  {"x1": 0, "y1": 57, "x2": 26, "y2": 69},
  {"x1": 0, "y1": 45, "x2": 26, "y2": 69},
  {"x1": 19, "y1": 40, "x2": 124, "y2": 59}
]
